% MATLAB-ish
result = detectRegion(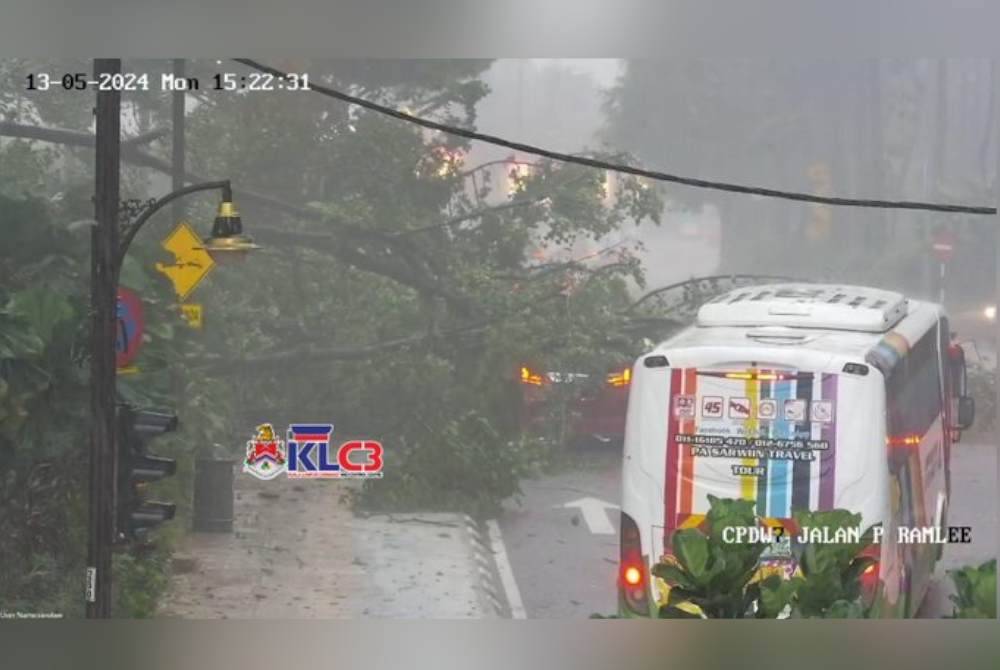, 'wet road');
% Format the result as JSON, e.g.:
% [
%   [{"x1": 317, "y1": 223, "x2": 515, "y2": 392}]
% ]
[
  {"x1": 496, "y1": 439, "x2": 996, "y2": 619},
  {"x1": 497, "y1": 445, "x2": 623, "y2": 618}
]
